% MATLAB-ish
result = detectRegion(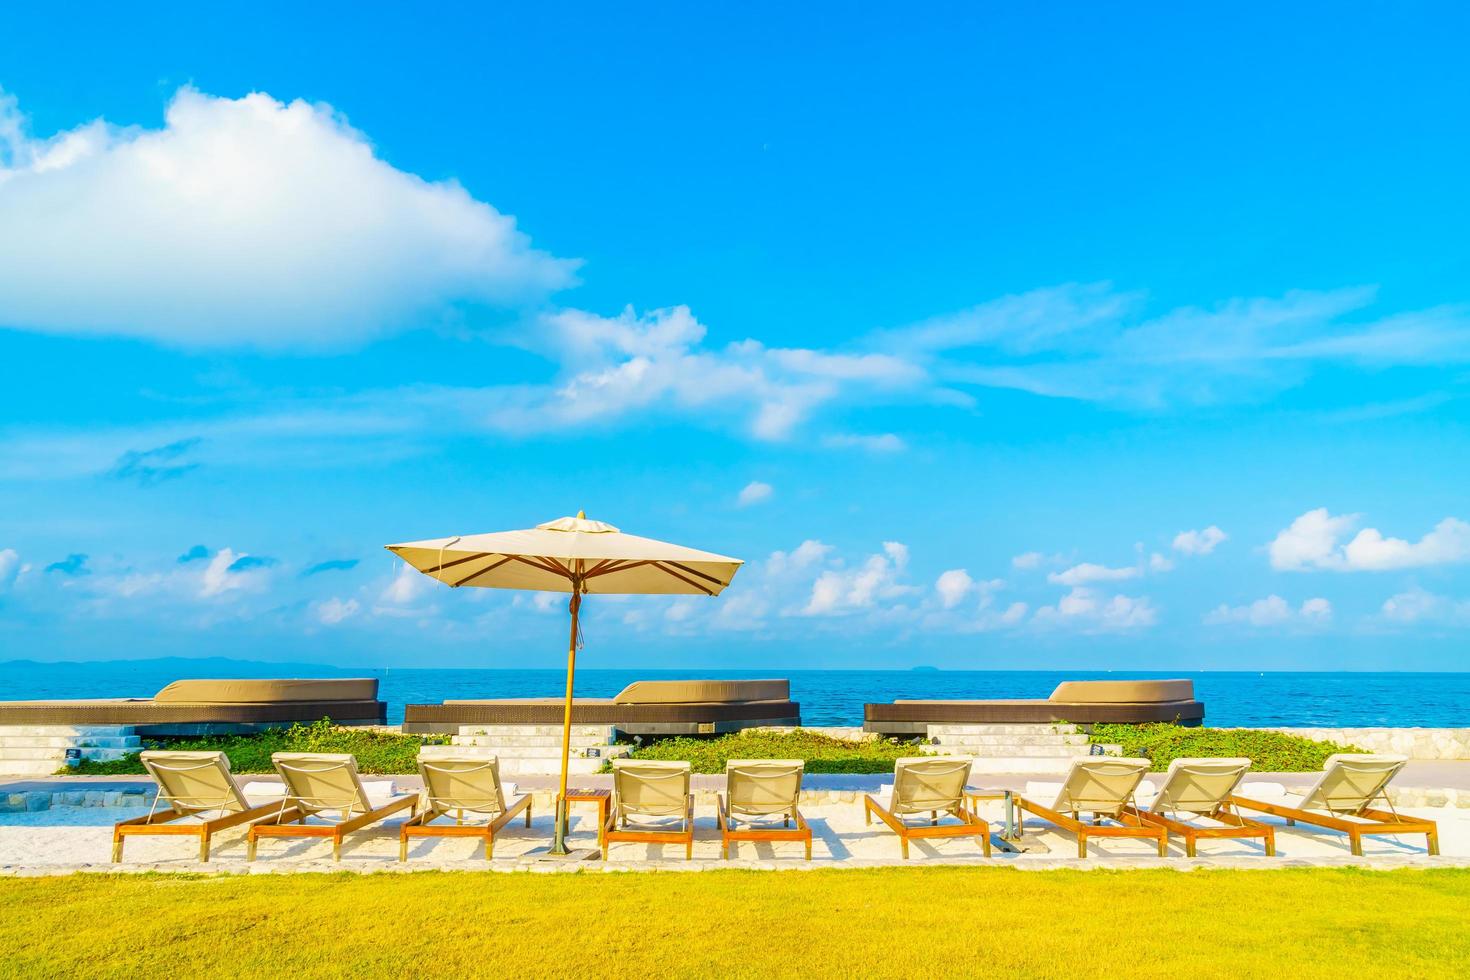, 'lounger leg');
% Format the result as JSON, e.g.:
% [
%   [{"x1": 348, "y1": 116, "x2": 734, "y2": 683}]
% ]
[
  {"x1": 805, "y1": 835, "x2": 812, "y2": 861},
  {"x1": 930, "y1": 810, "x2": 938, "y2": 826},
  {"x1": 1077, "y1": 834, "x2": 1088, "y2": 859},
  {"x1": 1350, "y1": 831, "x2": 1363, "y2": 857},
  {"x1": 247, "y1": 834, "x2": 258, "y2": 862},
  {"x1": 456, "y1": 809, "x2": 463, "y2": 826},
  {"x1": 333, "y1": 835, "x2": 342, "y2": 861},
  {"x1": 900, "y1": 835, "x2": 910, "y2": 860},
  {"x1": 1157, "y1": 833, "x2": 1167, "y2": 857},
  {"x1": 1186, "y1": 837, "x2": 1197, "y2": 858},
  {"x1": 1428, "y1": 829, "x2": 1440, "y2": 857},
  {"x1": 111, "y1": 835, "x2": 123, "y2": 863},
  {"x1": 1265, "y1": 829, "x2": 1276, "y2": 857},
  {"x1": 199, "y1": 832, "x2": 211, "y2": 863},
  {"x1": 485, "y1": 834, "x2": 494, "y2": 860},
  {"x1": 864, "y1": 801, "x2": 872, "y2": 825},
  {"x1": 526, "y1": 799, "x2": 533, "y2": 827},
  {"x1": 399, "y1": 836, "x2": 408, "y2": 862}
]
